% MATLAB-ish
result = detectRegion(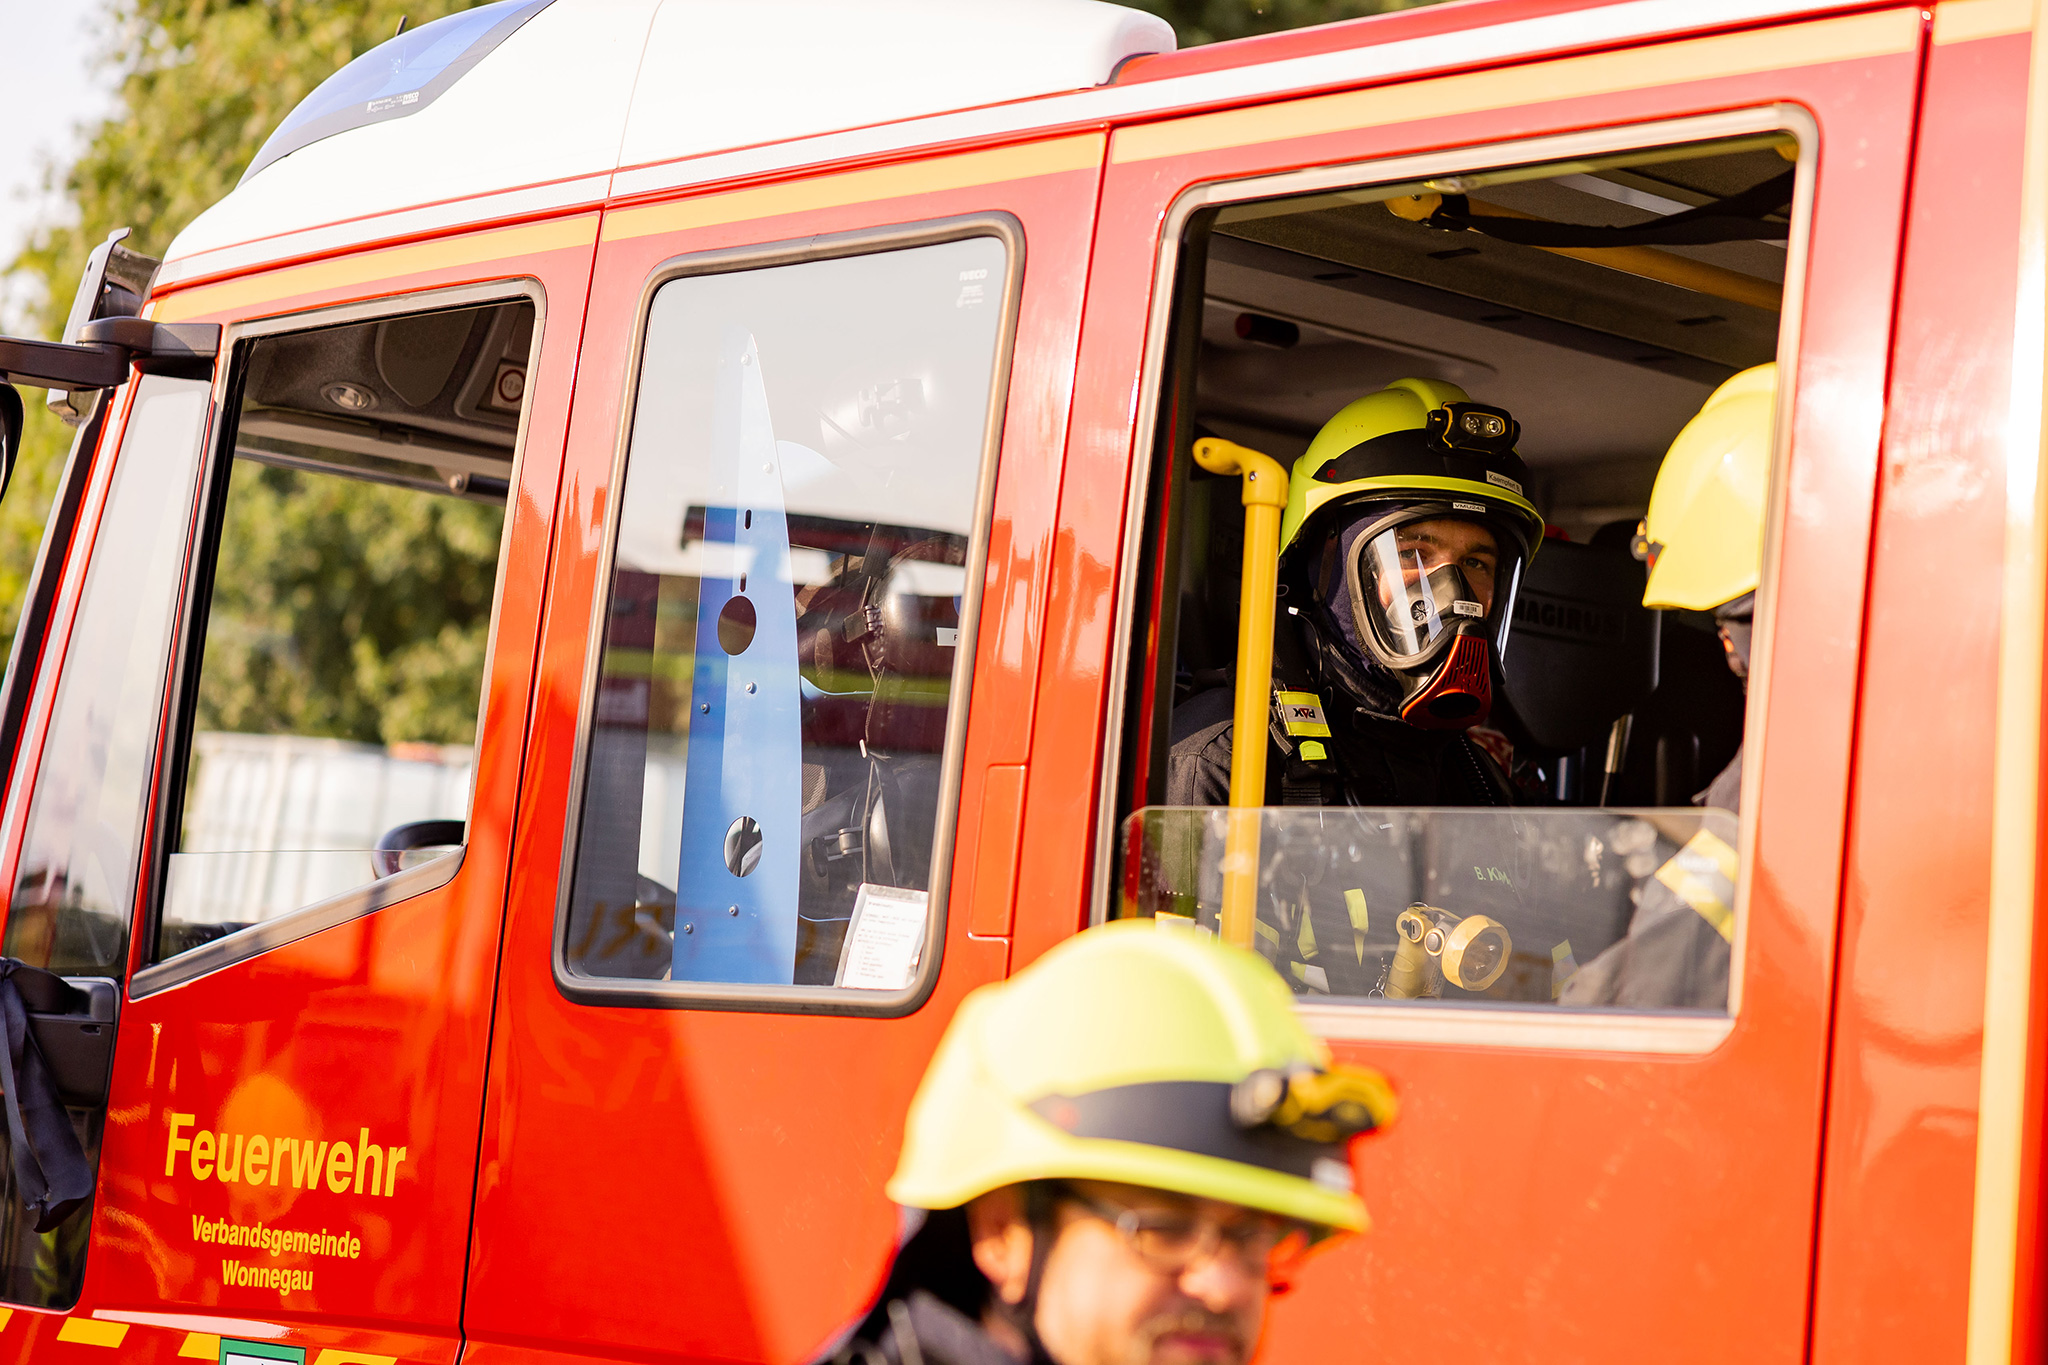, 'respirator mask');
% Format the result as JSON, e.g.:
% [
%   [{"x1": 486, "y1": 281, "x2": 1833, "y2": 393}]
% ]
[
  {"x1": 1290, "y1": 396, "x2": 1541, "y2": 730},
  {"x1": 1323, "y1": 499, "x2": 1528, "y2": 730}
]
